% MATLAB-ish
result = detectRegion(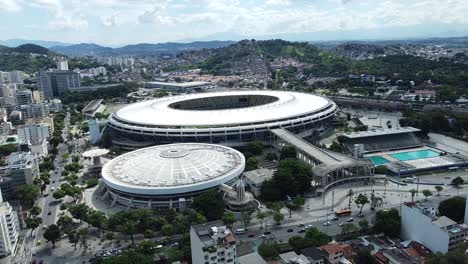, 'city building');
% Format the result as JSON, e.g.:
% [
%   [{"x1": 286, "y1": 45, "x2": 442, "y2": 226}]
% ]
[
  {"x1": 279, "y1": 251, "x2": 311, "y2": 264},
  {"x1": 47, "y1": 99, "x2": 62, "y2": 112},
  {"x1": 144, "y1": 81, "x2": 211, "y2": 93},
  {"x1": 319, "y1": 244, "x2": 352, "y2": 264},
  {"x1": 108, "y1": 90, "x2": 337, "y2": 149},
  {"x1": 15, "y1": 89, "x2": 33, "y2": 106},
  {"x1": 88, "y1": 119, "x2": 107, "y2": 144},
  {"x1": 301, "y1": 247, "x2": 326, "y2": 264},
  {"x1": 36, "y1": 70, "x2": 81, "y2": 98},
  {"x1": 401, "y1": 201, "x2": 468, "y2": 253},
  {"x1": 32, "y1": 91, "x2": 44, "y2": 103},
  {"x1": 16, "y1": 123, "x2": 50, "y2": 143},
  {"x1": 0, "y1": 193, "x2": 18, "y2": 258},
  {"x1": 98, "y1": 143, "x2": 245, "y2": 210},
  {"x1": 0, "y1": 71, "x2": 24, "y2": 85},
  {"x1": 29, "y1": 139, "x2": 48, "y2": 157},
  {"x1": 19, "y1": 103, "x2": 50, "y2": 119},
  {"x1": 243, "y1": 168, "x2": 274, "y2": 197},
  {"x1": 7, "y1": 152, "x2": 39, "y2": 186},
  {"x1": 190, "y1": 221, "x2": 236, "y2": 264},
  {"x1": 57, "y1": 59, "x2": 69, "y2": 71}
]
